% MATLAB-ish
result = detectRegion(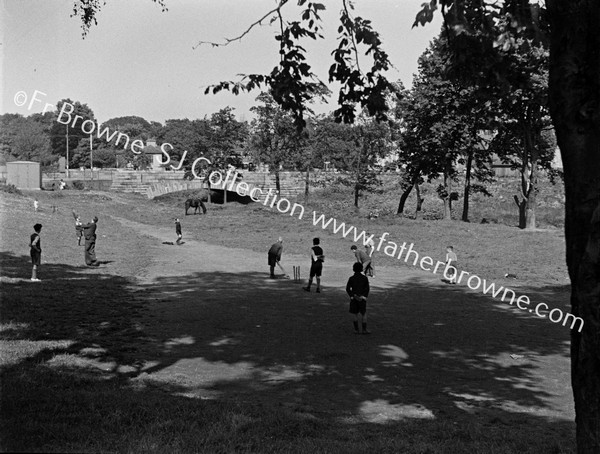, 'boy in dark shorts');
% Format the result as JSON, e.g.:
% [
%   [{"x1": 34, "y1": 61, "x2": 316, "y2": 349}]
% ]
[
  {"x1": 175, "y1": 218, "x2": 182, "y2": 245},
  {"x1": 30, "y1": 223, "x2": 43, "y2": 282},
  {"x1": 303, "y1": 237, "x2": 324, "y2": 293},
  {"x1": 346, "y1": 262, "x2": 370, "y2": 334}
]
